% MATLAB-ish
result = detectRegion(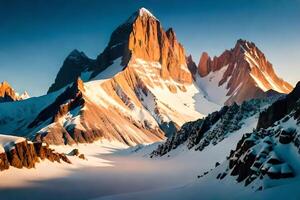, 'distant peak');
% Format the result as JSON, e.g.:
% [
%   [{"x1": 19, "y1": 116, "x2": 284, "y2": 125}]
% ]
[
  {"x1": 0, "y1": 81, "x2": 12, "y2": 88},
  {"x1": 236, "y1": 38, "x2": 248, "y2": 44},
  {"x1": 19, "y1": 91, "x2": 30, "y2": 100}
]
